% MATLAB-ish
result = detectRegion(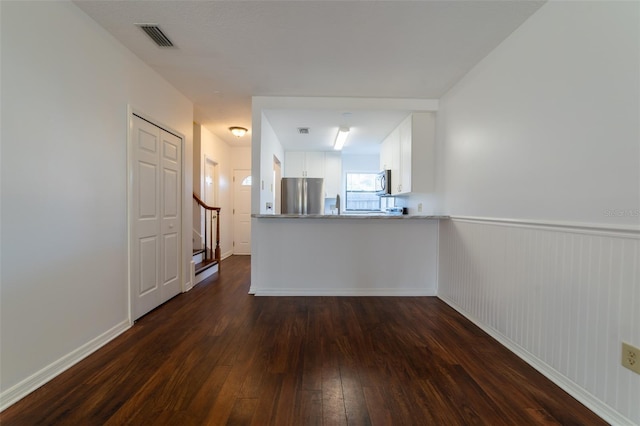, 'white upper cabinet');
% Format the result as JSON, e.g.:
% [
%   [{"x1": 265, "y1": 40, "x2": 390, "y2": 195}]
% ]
[
  {"x1": 381, "y1": 112, "x2": 435, "y2": 195},
  {"x1": 304, "y1": 152, "x2": 325, "y2": 178},
  {"x1": 284, "y1": 151, "x2": 324, "y2": 178},
  {"x1": 398, "y1": 115, "x2": 413, "y2": 194},
  {"x1": 285, "y1": 151, "x2": 306, "y2": 177},
  {"x1": 284, "y1": 151, "x2": 342, "y2": 197},
  {"x1": 380, "y1": 127, "x2": 400, "y2": 192}
]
